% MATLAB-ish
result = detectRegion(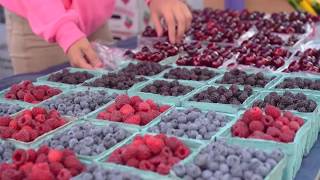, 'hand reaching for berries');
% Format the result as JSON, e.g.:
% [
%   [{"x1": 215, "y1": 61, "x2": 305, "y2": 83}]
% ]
[
  {"x1": 149, "y1": 0, "x2": 192, "y2": 43},
  {"x1": 67, "y1": 37, "x2": 103, "y2": 69}
]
